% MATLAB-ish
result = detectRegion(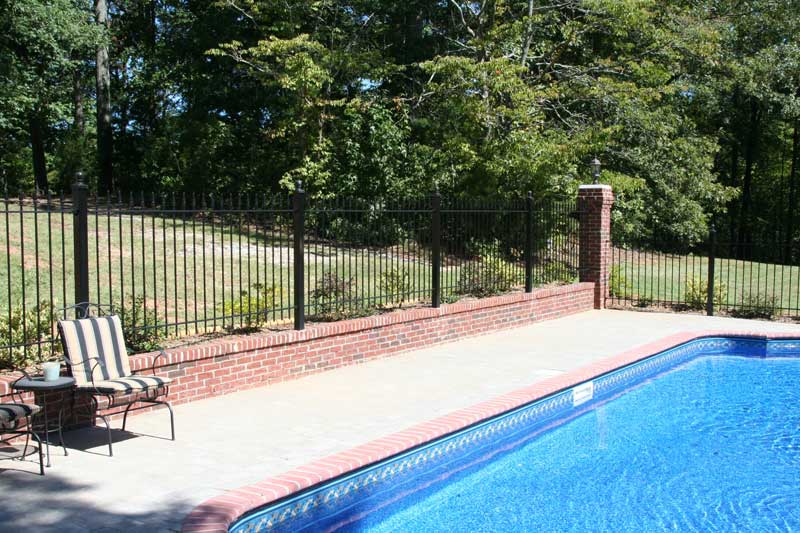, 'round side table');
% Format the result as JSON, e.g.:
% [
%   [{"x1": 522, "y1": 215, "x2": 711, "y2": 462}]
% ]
[{"x1": 12, "y1": 376, "x2": 75, "y2": 467}]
